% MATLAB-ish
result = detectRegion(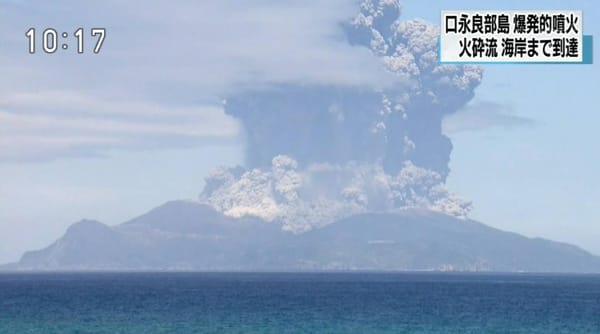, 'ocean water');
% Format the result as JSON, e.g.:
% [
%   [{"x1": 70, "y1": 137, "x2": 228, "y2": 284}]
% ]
[{"x1": 0, "y1": 272, "x2": 599, "y2": 333}]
